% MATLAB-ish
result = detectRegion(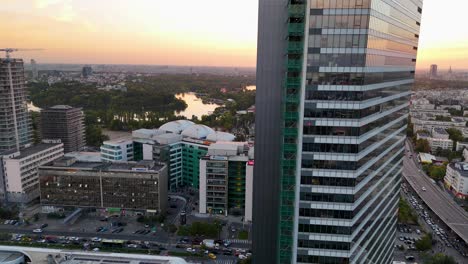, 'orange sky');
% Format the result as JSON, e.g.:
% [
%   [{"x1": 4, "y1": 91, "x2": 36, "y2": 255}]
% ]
[{"x1": 1, "y1": 0, "x2": 467, "y2": 69}]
